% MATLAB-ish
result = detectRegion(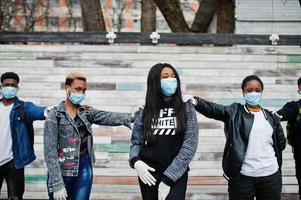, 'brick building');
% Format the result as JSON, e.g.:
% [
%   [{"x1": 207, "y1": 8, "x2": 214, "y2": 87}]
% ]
[
  {"x1": 9, "y1": 0, "x2": 198, "y2": 32},
  {"x1": 6, "y1": 0, "x2": 301, "y2": 34}
]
